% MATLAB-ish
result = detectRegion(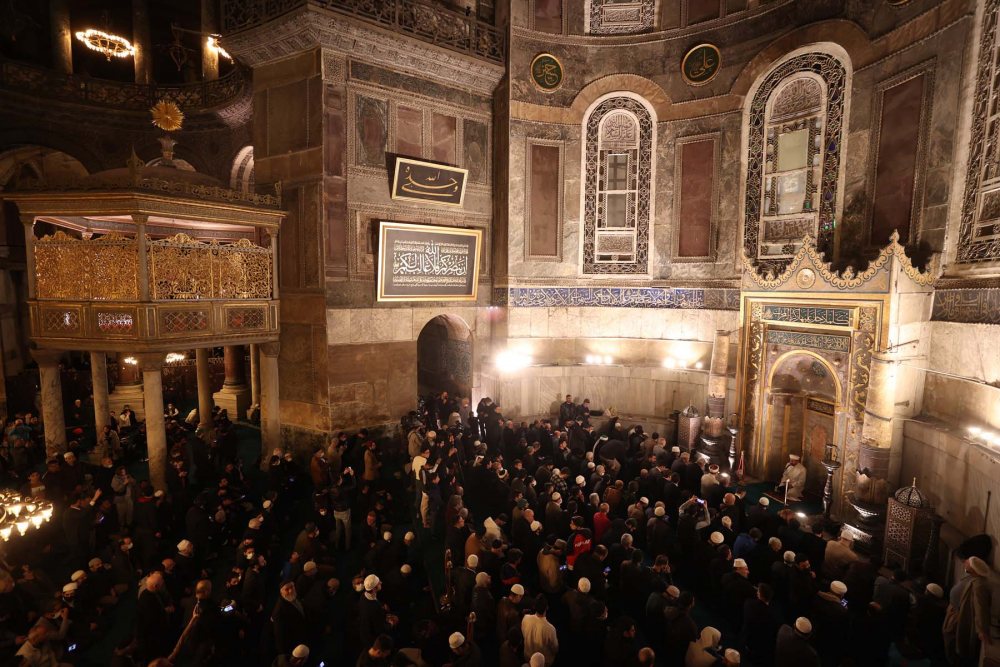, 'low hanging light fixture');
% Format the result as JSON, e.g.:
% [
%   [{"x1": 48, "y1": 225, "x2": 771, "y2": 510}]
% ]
[
  {"x1": 123, "y1": 356, "x2": 138, "y2": 365},
  {"x1": 206, "y1": 36, "x2": 232, "y2": 62},
  {"x1": 75, "y1": 28, "x2": 135, "y2": 61},
  {"x1": 0, "y1": 491, "x2": 53, "y2": 542},
  {"x1": 165, "y1": 352, "x2": 186, "y2": 364}
]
